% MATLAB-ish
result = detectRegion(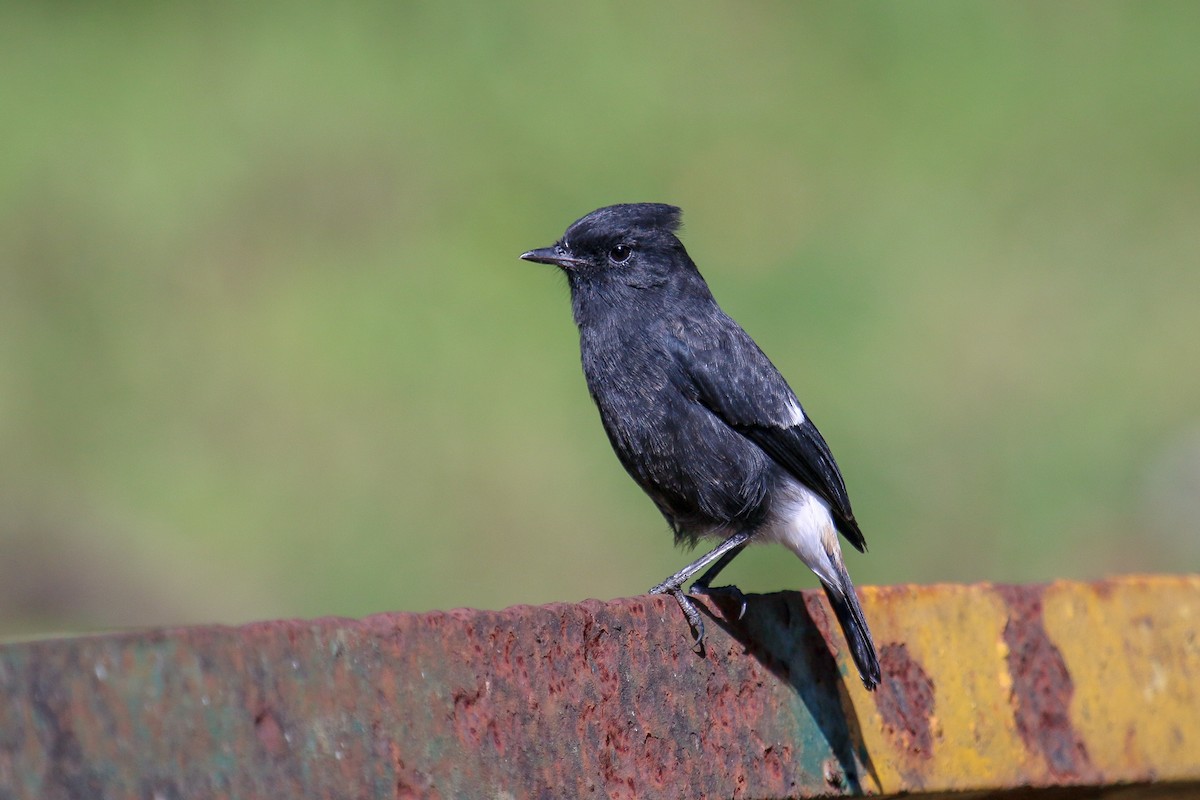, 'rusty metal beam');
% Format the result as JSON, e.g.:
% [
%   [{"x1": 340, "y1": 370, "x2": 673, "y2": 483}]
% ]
[{"x1": 1, "y1": 575, "x2": 1197, "y2": 798}]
